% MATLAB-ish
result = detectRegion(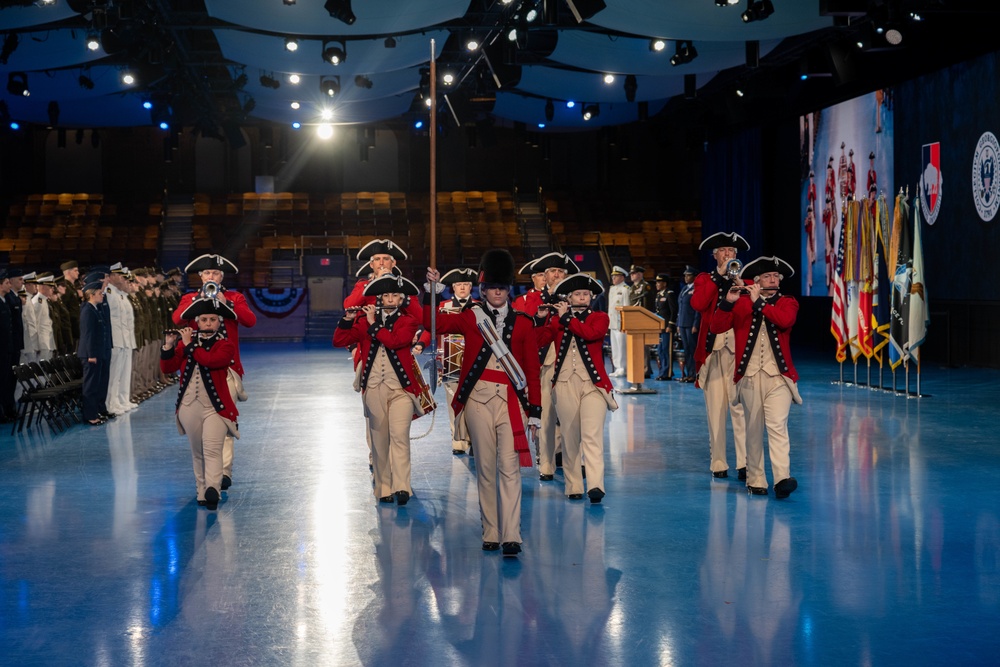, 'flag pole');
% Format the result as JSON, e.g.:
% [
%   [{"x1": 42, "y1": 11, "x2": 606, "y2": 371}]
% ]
[{"x1": 428, "y1": 38, "x2": 438, "y2": 393}]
